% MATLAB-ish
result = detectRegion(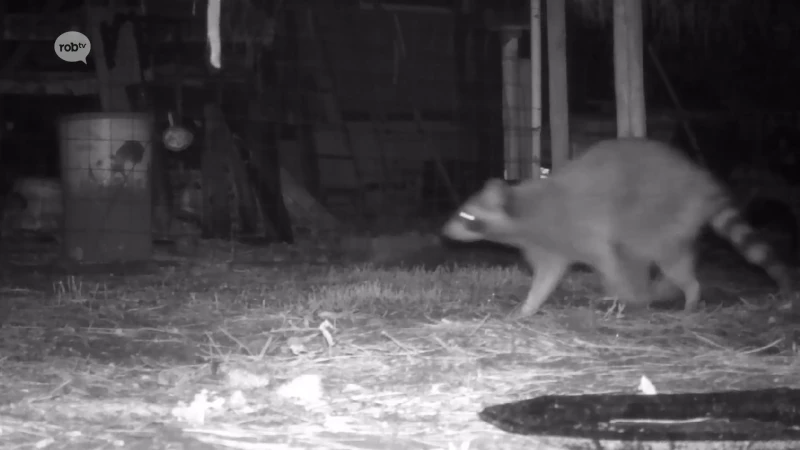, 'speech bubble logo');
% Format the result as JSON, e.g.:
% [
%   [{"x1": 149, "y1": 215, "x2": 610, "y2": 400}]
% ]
[{"x1": 54, "y1": 31, "x2": 91, "y2": 64}]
